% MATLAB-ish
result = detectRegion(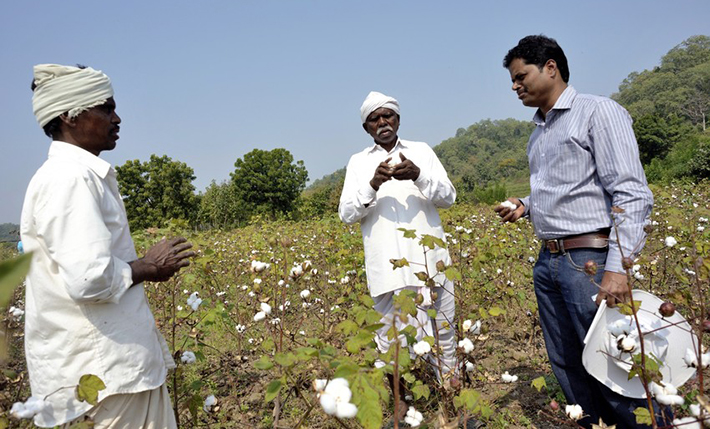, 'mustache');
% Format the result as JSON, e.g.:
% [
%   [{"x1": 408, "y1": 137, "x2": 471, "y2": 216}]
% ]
[{"x1": 376, "y1": 125, "x2": 394, "y2": 136}]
